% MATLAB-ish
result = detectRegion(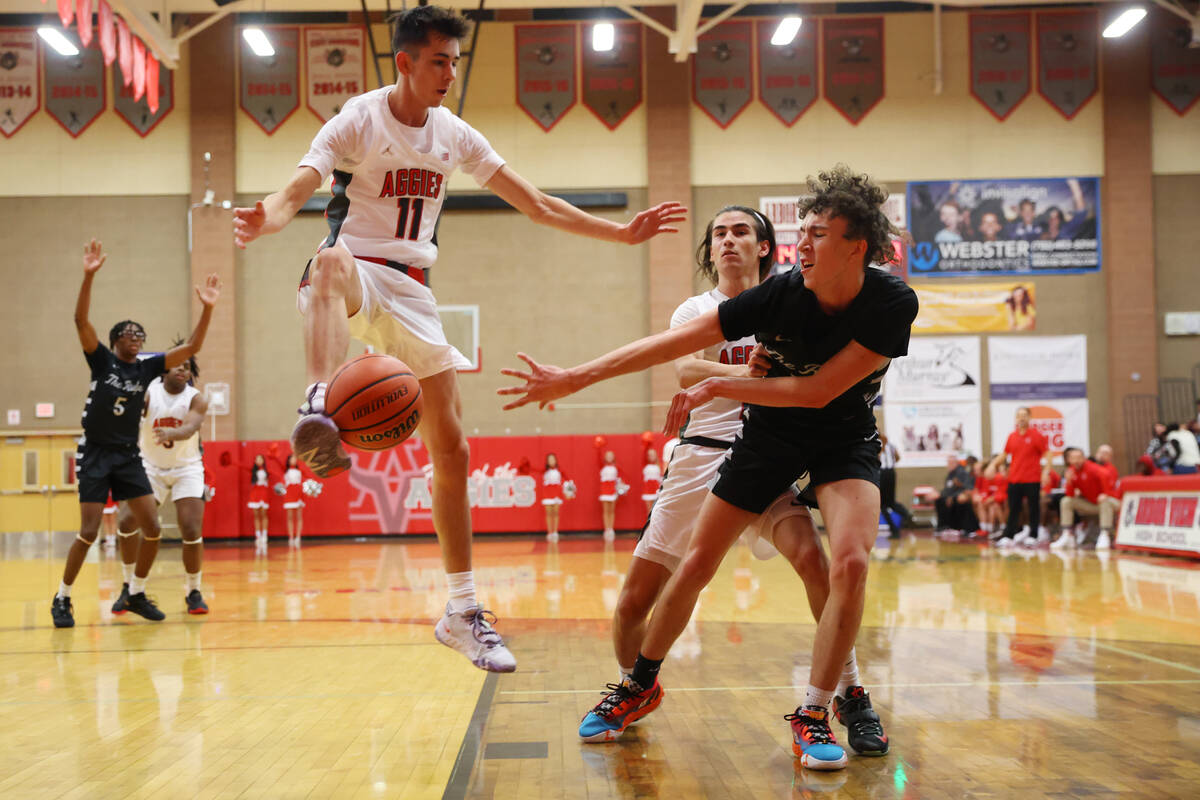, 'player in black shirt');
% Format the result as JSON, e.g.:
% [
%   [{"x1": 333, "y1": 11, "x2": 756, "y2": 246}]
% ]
[
  {"x1": 52, "y1": 239, "x2": 221, "y2": 628},
  {"x1": 500, "y1": 166, "x2": 917, "y2": 770}
]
